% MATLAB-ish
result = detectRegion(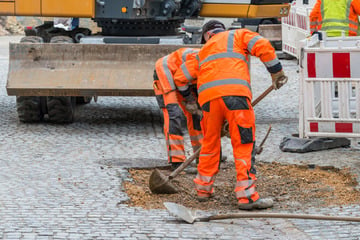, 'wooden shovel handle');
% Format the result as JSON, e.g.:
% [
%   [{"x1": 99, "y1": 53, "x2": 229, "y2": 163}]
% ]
[
  {"x1": 199, "y1": 212, "x2": 360, "y2": 222},
  {"x1": 252, "y1": 85, "x2": 274, "y2": 107},
  {"x1": 168, "y1": 147, "x2": 201, "y2": 179}
]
